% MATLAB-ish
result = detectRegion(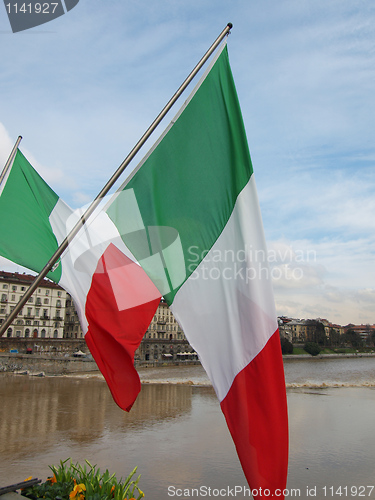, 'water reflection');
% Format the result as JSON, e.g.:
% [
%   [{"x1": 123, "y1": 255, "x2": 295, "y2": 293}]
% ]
[
  {"x1": 0, "y1": 374, "x2": 193, "y2": 459},
  {"x1": 1, "y1": 362, "x2": 375, "y2": 497}
]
